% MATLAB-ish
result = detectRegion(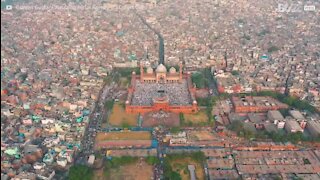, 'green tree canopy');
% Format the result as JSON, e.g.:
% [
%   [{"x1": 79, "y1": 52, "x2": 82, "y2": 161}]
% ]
[
  {"x1": 244, "y1": 91, "x2": 319, "y2": 114},
  {"x1": 191, "y1": 72, "x2": 207, "y2": 88},
  {"x1": 268, "y1": 46, "x2": 279, "y2": 53},
  {"x1": 105, "y1": 100, "x2": 114, "y2": 110},
  {"x1": 231, "y1": 70, "x2": 240, "y2": 76},
  {"x1": 146, "y1": 156, "x2": 160, "y2": 165},
  {"x1": 68, "y1": 165, "x2": 93, "y2": 180}
]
